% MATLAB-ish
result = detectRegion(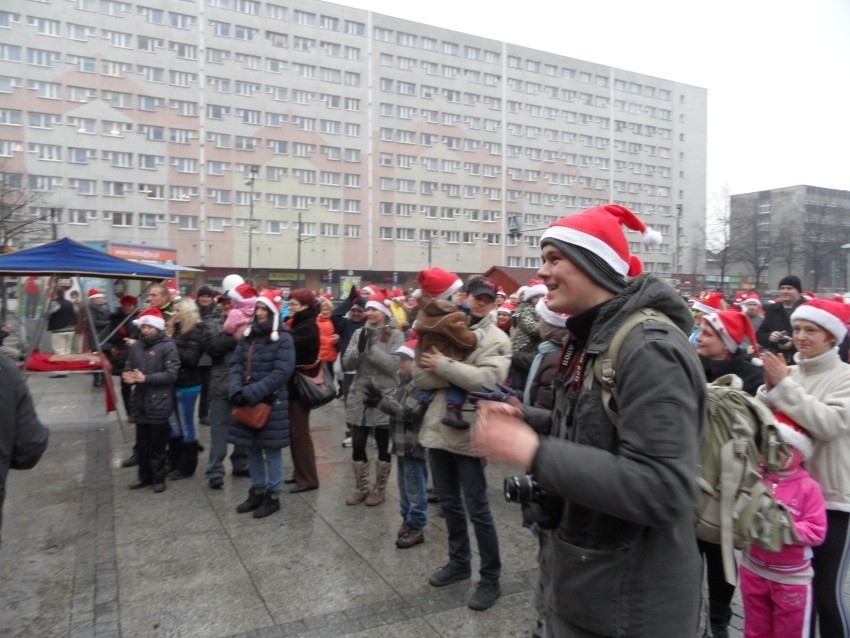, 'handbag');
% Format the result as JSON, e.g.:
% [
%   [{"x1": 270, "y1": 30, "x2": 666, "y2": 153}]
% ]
[
  {"x1": 293, "y1": 361, "x2": 337, "y2": 410},
  {"x1": 231, "y1": 342, "x2": 273, "y2": 429}
]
